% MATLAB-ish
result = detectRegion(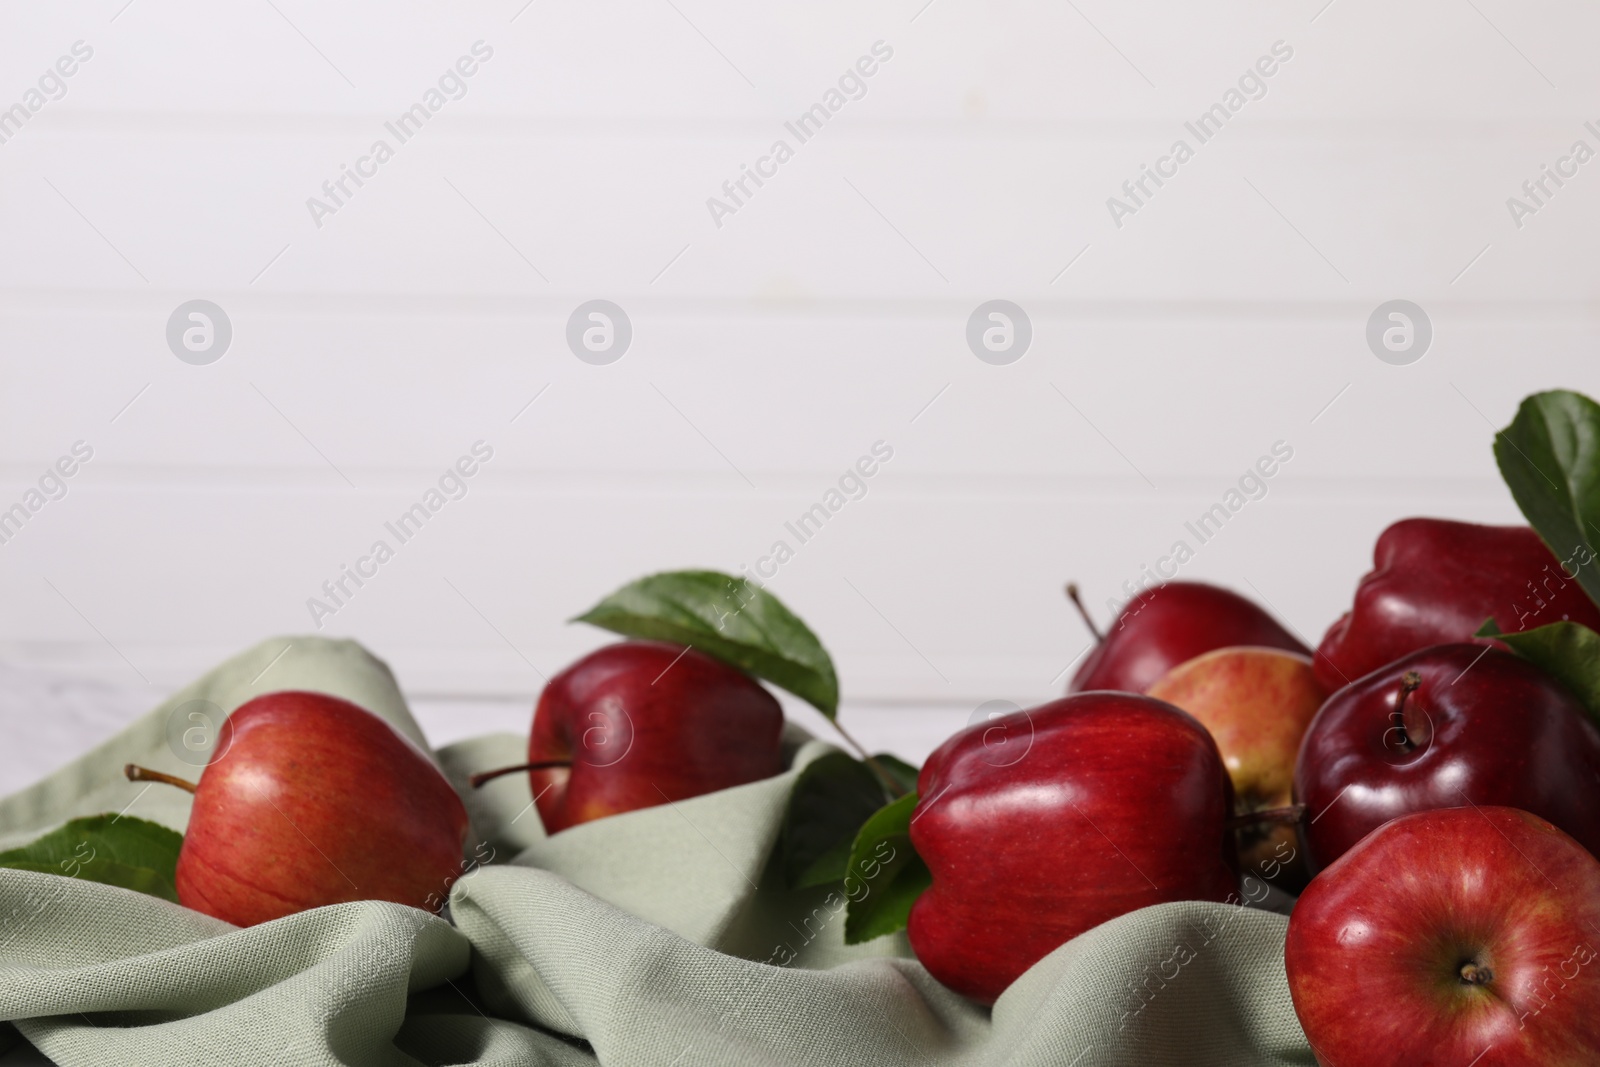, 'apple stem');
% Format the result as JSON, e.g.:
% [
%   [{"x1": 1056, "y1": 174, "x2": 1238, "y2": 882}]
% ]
[
  {"x1": 468, "y1": 760, "x2": 574, "y2": 789},
  {"x1": 124, "y1": 764, "x2": 198, "y2": 794},
  {"x1": 1065, "y1": 583, "x2": 1104, "y2": 644},
  {"x1": 828, "y1": 719, "x2": 907, "y2": 800},
  {"x1": 1225, "y1": 804, "x2": 1306, "y2": 831},
  {"x1": 1392, "y1": 671, "x2": 1423, "y2": 752},
  {"x1": 1459, "y1": 962, "x2": 1494, "y2": 985}
]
